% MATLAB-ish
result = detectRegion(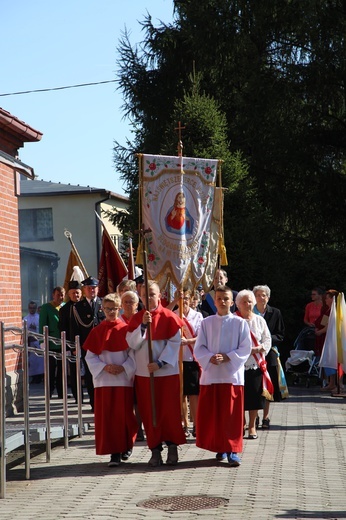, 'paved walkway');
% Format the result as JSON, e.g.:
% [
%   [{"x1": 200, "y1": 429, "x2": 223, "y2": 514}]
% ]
[{"x1": 1, "y1": 383, "x2": 346, "y2": 520}]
